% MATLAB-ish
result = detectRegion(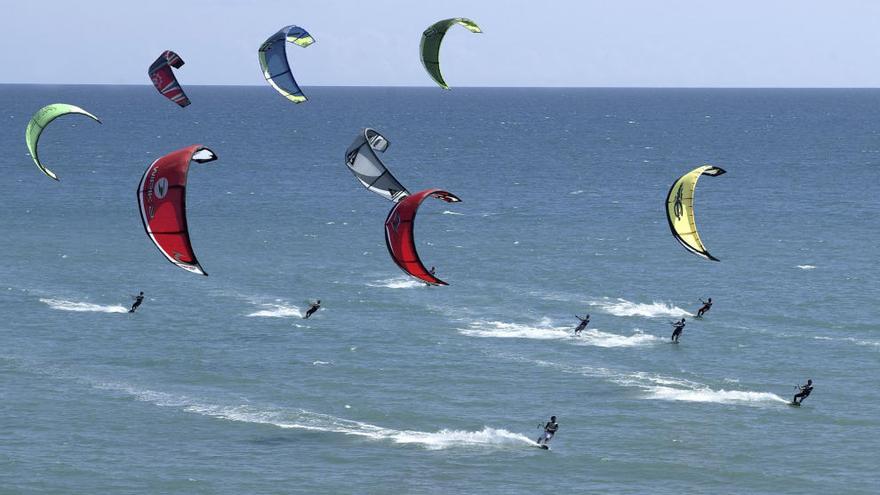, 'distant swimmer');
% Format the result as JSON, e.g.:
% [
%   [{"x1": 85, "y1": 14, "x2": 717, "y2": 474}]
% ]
[
  {"x1": 129, "y1": 292, "x2": 144, "y2": 313},
  {"x1": 696, "y1": 298, "x2": 713, "y2": 318},
  {"x1": 303, "y1": 300, "x2": 321, "y2": 319},
  {"x1": 670, "y1": 318, "x2": 686, "y2": 343},
  {"x1": 792, "y1": 379, "x2": 813, "y2": 405},
  {"x1": 574, "y1": 314, "x2": 590, "y2": 336},
  {"x1": 536, "y1": 415, "x2": 559, "y2": 448}
]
